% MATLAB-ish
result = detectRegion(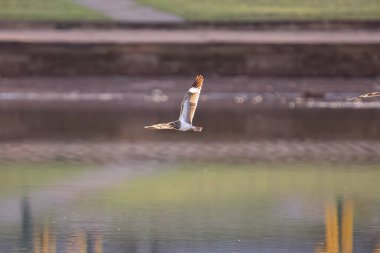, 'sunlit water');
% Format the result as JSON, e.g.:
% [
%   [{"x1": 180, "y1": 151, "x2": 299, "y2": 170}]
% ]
[{"x1": 1, "y1": 162, "x2": 380, "y2": 253}]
